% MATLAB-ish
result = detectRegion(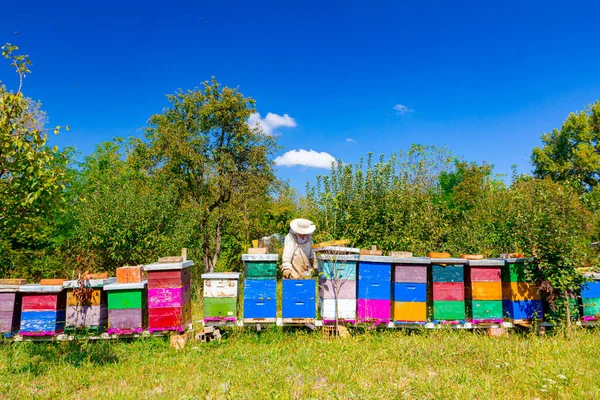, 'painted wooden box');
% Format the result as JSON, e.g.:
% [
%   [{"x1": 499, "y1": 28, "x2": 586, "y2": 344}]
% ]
[
  {"x1": 282, "y1": 279, "x2": 316, "y2": 321},
  {"x1": 63, "y1": 277, "x2": 115, "y2": 333},
  {"x1": 318, "y1": 254, "x2": 359, "y2": 280},
  {"x1": 19, "y1": 284, "x2": 66, "y2": 336},
  {"x1": 433, "y1": 300, "x2": 466, "y2": 321},
  {"x1": 501, "y1": 258, "x2": 542, "y2": 322},
  {"x1": 104, "y1": 280, "x2": 147, "y2": 334},
  {"x1": 431, "y1": 259, "x2": 467, "y2": 323},
  {"x1": 357, "y1": 256, "x2": 392, "y2": 323},
  {"x1": 0, "y1": 285, "x2": 21, "y2": 336},
  {"x1": 392, "y1": 257, "x2": 430, "y2": 323},
  {"x1": 244, "y1": 279, "x2": 276, "y2": 322},
  {"x1": 202, "y1": 272, "x2": 241, "y2": 324},
  {"x1": 242, "y1": 254, "x2": 278, "y2": 279},
  {"x1": 581, "y1": 274, "x2": 600, "y2": 321},
  {"x1": 466, "y1": 260, "x2": 503, "y2": 323},
  {"x1": 319, "y1": 278, "x2": 356, "y2": 299},
  {"x1": 145, "y1": 260, "x2": 194, "y2": 332},
  {"x1": 502, "y1": 300, "x2": 543, "y2": 320},
  {"x1": 319, "y1": 299, "x2": 357, "y2": 322}
]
